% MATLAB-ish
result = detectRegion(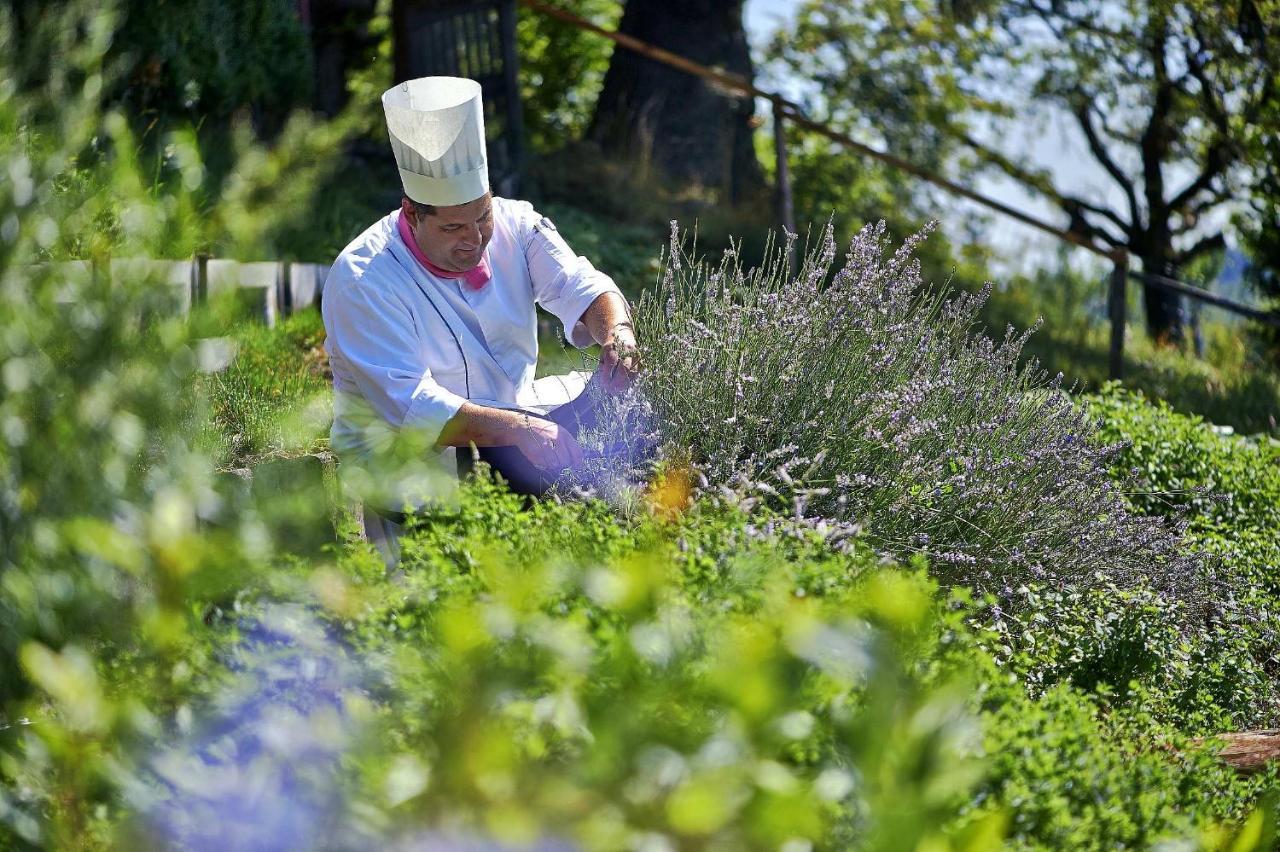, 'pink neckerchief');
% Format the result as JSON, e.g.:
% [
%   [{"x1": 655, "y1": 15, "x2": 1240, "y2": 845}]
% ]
[{"x1": 397, "y1": 210, "x2": 491, "y2": 291}]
